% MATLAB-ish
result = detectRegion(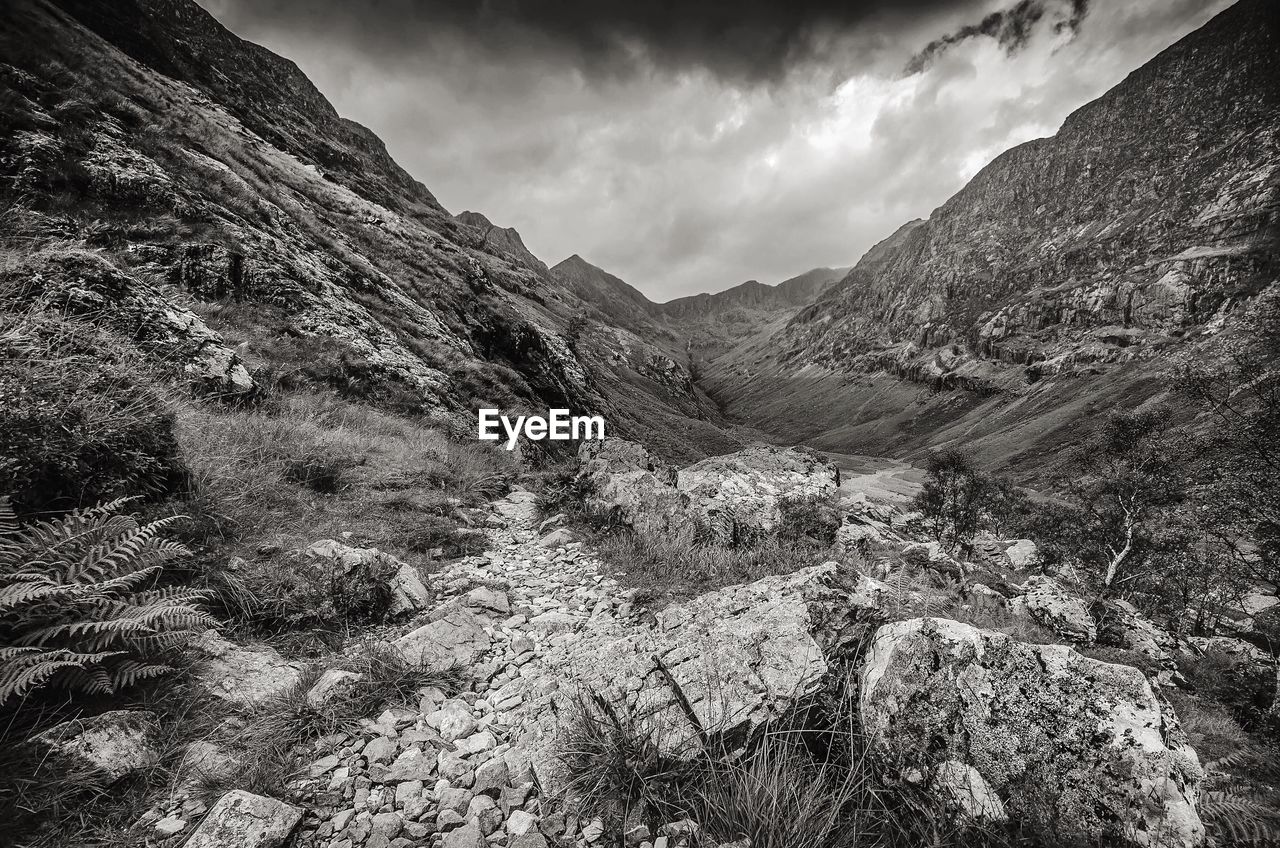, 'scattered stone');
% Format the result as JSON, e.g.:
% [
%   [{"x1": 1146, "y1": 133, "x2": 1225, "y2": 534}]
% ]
[
  {"x1": 443, "y1": 823, "x2": 487, "y2": 848},
  {"x1": 1010, "y1": 576, "x2": 1097, "y2": 642},
  {"x1": 34, "y1": 710, "x2": 159, "y2": 783}
]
